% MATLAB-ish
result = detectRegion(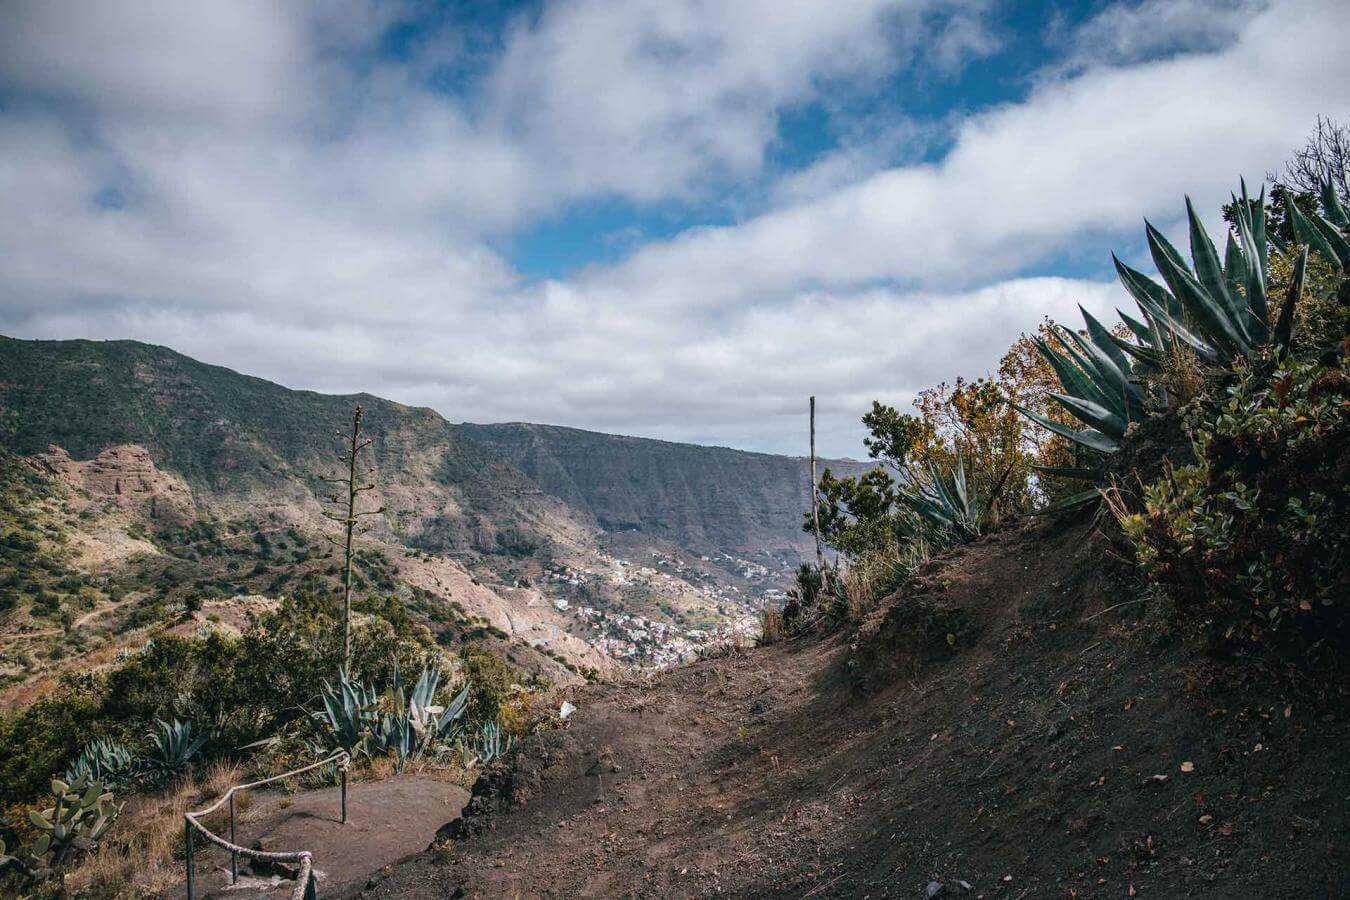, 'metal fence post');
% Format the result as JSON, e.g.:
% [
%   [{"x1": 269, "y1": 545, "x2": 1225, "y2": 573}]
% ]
[
  {"x1": 340, "y1": 764, "x2": 348, "y2": 824},
  {"x1": 184, "y1": 819, "x2": 195, "y2": 900},
  {"x1": 229, "y1": 792, "x2": 238, "y2": 883}
]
